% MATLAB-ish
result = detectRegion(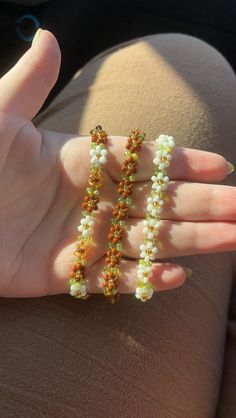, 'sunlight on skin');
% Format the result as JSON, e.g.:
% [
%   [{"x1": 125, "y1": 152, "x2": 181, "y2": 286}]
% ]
[{"x1": 0, "y1": 29, "x2": 235, "y2": 299}]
